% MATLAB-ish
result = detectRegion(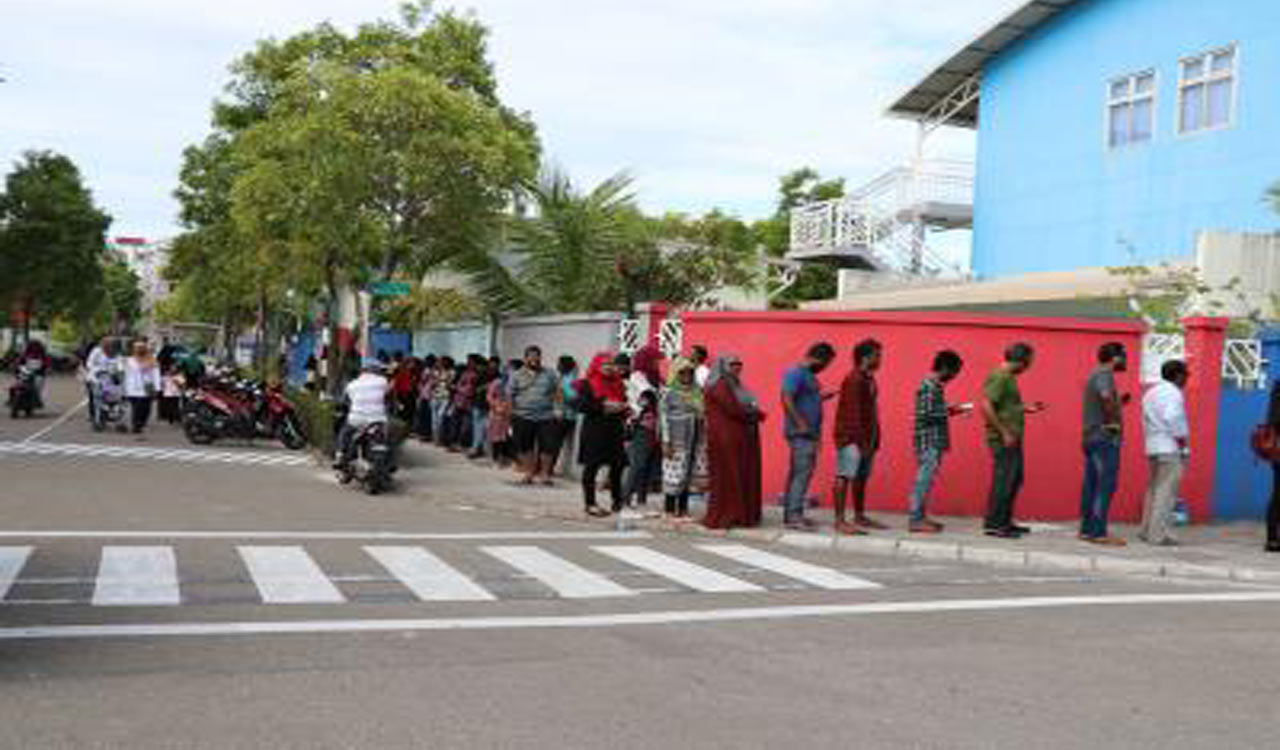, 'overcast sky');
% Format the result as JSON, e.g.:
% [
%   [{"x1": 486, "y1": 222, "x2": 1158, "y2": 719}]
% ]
[{"x1": 0, "y1": 0, "x2": 1018, "y2": 241}]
